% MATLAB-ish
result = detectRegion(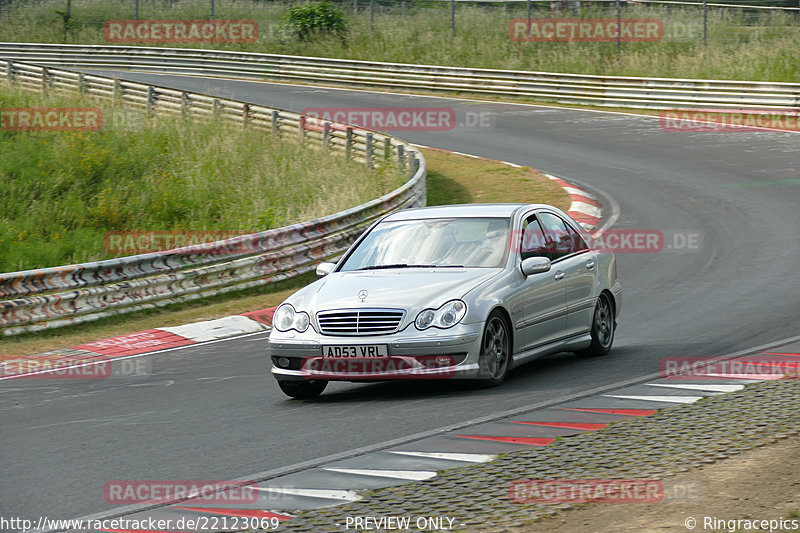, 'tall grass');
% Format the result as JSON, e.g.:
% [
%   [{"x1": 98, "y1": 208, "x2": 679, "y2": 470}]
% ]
[
  {"x1": 0, "y1": 85, "x2": 402, "y2": 272},
  {"x1": 0, "y1": 0, "x2": 797, "y2": 81}
]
